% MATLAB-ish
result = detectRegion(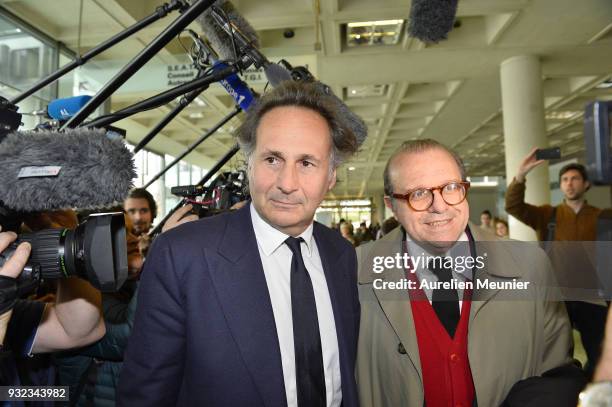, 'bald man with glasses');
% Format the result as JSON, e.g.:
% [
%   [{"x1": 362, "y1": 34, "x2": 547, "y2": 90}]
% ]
[{"x1": 355, "y1": 139, "x2": 584, "y2": 407}]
